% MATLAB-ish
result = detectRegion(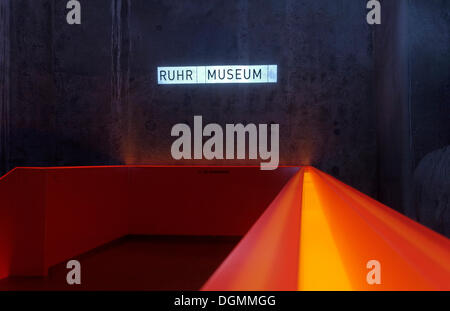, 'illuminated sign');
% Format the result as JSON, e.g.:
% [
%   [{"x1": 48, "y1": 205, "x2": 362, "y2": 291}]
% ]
[{"x1": 157, "y1": 65, "x2": 277, "y2": 85}]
